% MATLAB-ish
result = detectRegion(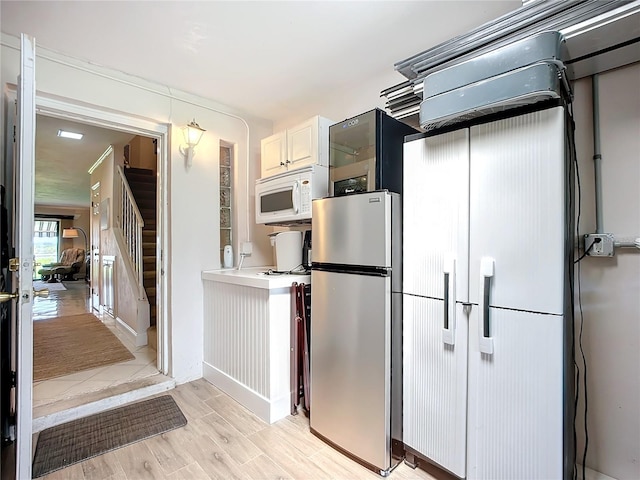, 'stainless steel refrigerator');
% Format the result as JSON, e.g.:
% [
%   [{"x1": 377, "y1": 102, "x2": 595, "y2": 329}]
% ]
[{"x1": 310, "y1": 190, "x2": 402, "y2": 476}]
